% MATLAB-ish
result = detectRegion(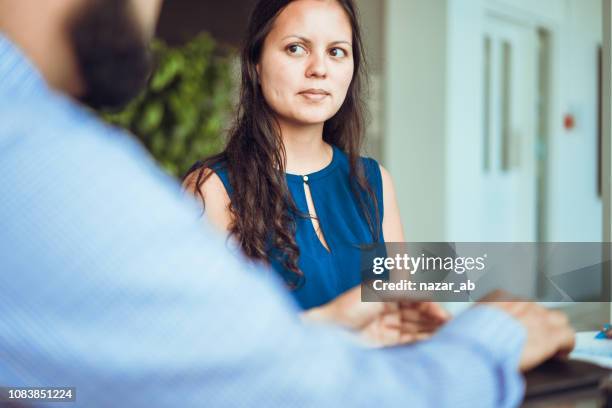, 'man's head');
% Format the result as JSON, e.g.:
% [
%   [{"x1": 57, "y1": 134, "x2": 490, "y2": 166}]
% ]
[
  {"x1": 69, "y1": 0, "x2": 163, "y2": 109},
  {"x1": 0, "y1": 0, "x2": 162, "y2": 110}
]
